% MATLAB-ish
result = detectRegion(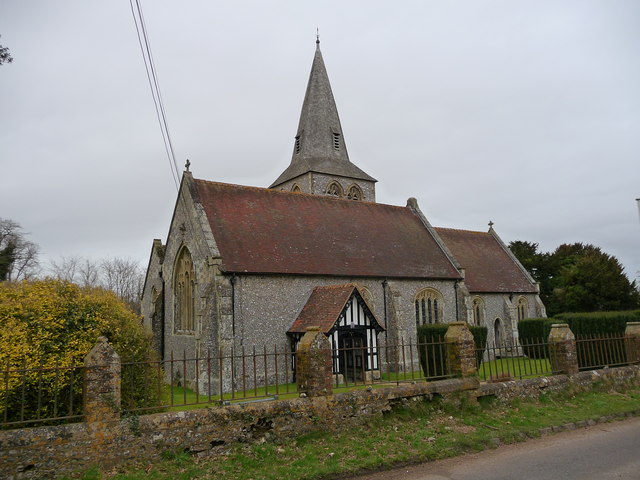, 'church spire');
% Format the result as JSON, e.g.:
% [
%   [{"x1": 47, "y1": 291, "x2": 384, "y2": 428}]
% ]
[{"x1": 270, "y1": 39, "x2": 376, "y2": 190}]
